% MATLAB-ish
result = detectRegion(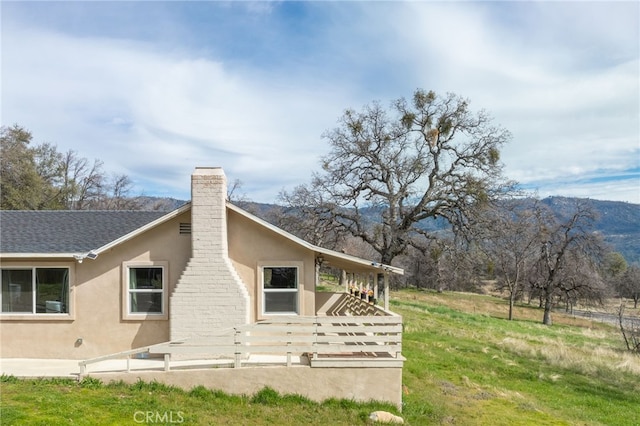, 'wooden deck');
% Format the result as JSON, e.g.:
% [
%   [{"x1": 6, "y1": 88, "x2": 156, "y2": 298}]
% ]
[{"x1": 79, "y1": 313, "x2": 403, "y2": 374}]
